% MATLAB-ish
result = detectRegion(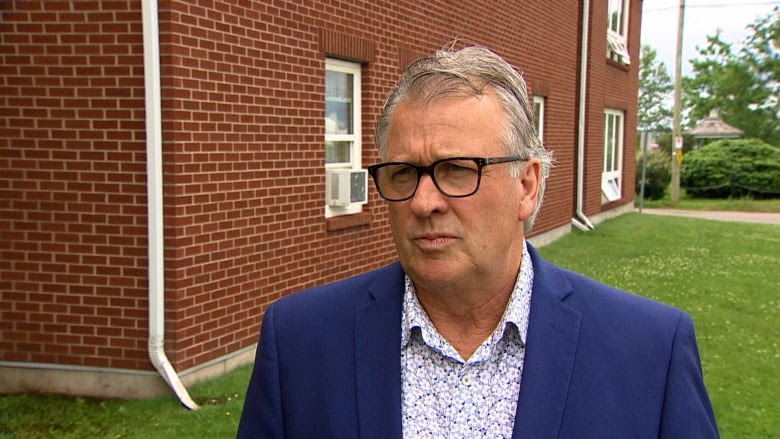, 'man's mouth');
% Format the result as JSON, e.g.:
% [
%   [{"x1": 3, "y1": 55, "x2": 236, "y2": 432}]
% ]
[{"x1": 413, "y1": 234, "x2": 456, "y2": 250}]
